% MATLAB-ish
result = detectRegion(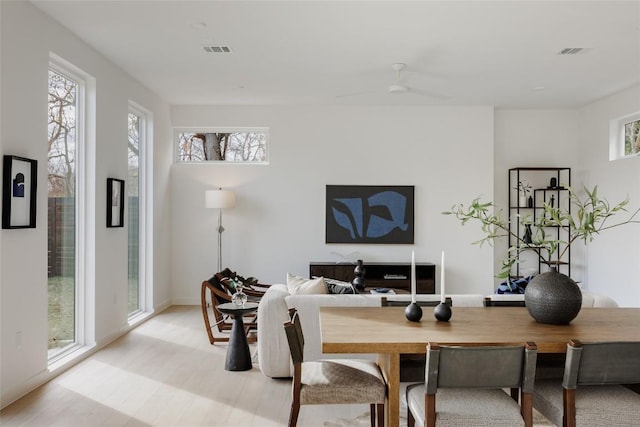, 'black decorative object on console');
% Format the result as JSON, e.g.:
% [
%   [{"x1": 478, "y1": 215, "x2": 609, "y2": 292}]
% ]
[
  {"x1": 352, "y1": 259, "x2": 366, "y2": 291},
  {"x1": 434, "y1": 302, "x2": 452, "y2": 322},
  {"x1": 405, "y1": 302, "x2": 423, "y2": 322},
  {"x1": 310, "y1": 262, "x2": 436, "y2": 294},
  {"x1": 549, "y1": 177, "x2": 557, "y2": 188}
]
